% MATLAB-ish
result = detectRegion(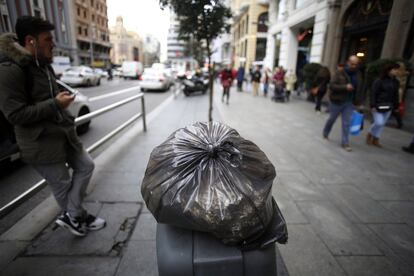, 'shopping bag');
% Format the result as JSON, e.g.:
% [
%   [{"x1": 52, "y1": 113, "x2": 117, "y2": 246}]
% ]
[{"x1": 350, "y1": 111, "x2": 364, "y2": 135}]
